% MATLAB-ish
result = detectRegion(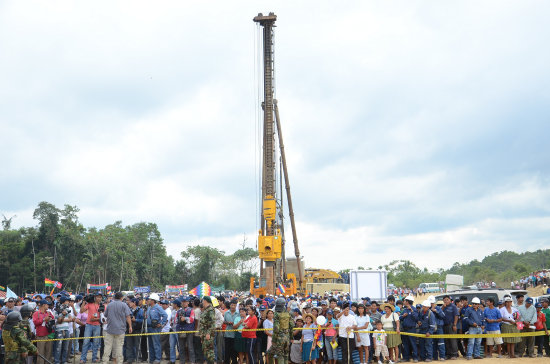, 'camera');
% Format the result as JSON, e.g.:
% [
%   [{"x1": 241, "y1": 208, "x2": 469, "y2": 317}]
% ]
[
  {"x1": 98, "y1": 303, "x2": 105, "y2": 313},
  {"x1": 55, "y1": 303, "x2": 69, "y2": 315},
  {"x1": 84, "y1": 294, "x2": 95, "y2": 304},
  {"x1": 46, "y1": 318, "x2": 56, "y2": 333}
]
